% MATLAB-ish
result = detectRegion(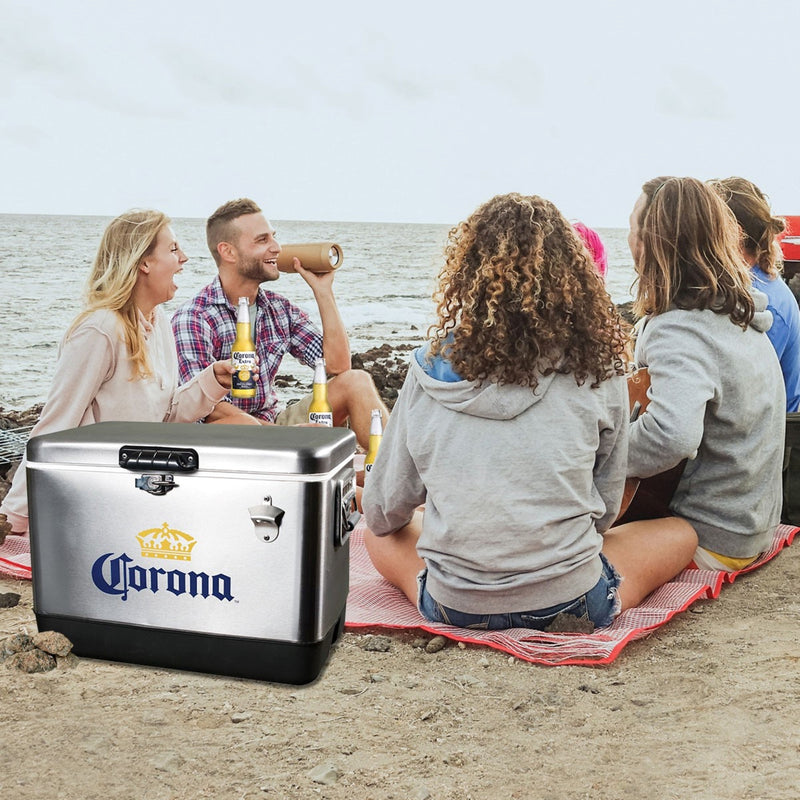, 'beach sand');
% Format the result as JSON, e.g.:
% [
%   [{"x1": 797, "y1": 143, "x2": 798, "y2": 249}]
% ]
[
  {"x1": 3, "y1": 342, "x2": 800, "y2": 799},
  {"x1": 2, "y1": 539, "x2": 799, "y2": 800}
]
